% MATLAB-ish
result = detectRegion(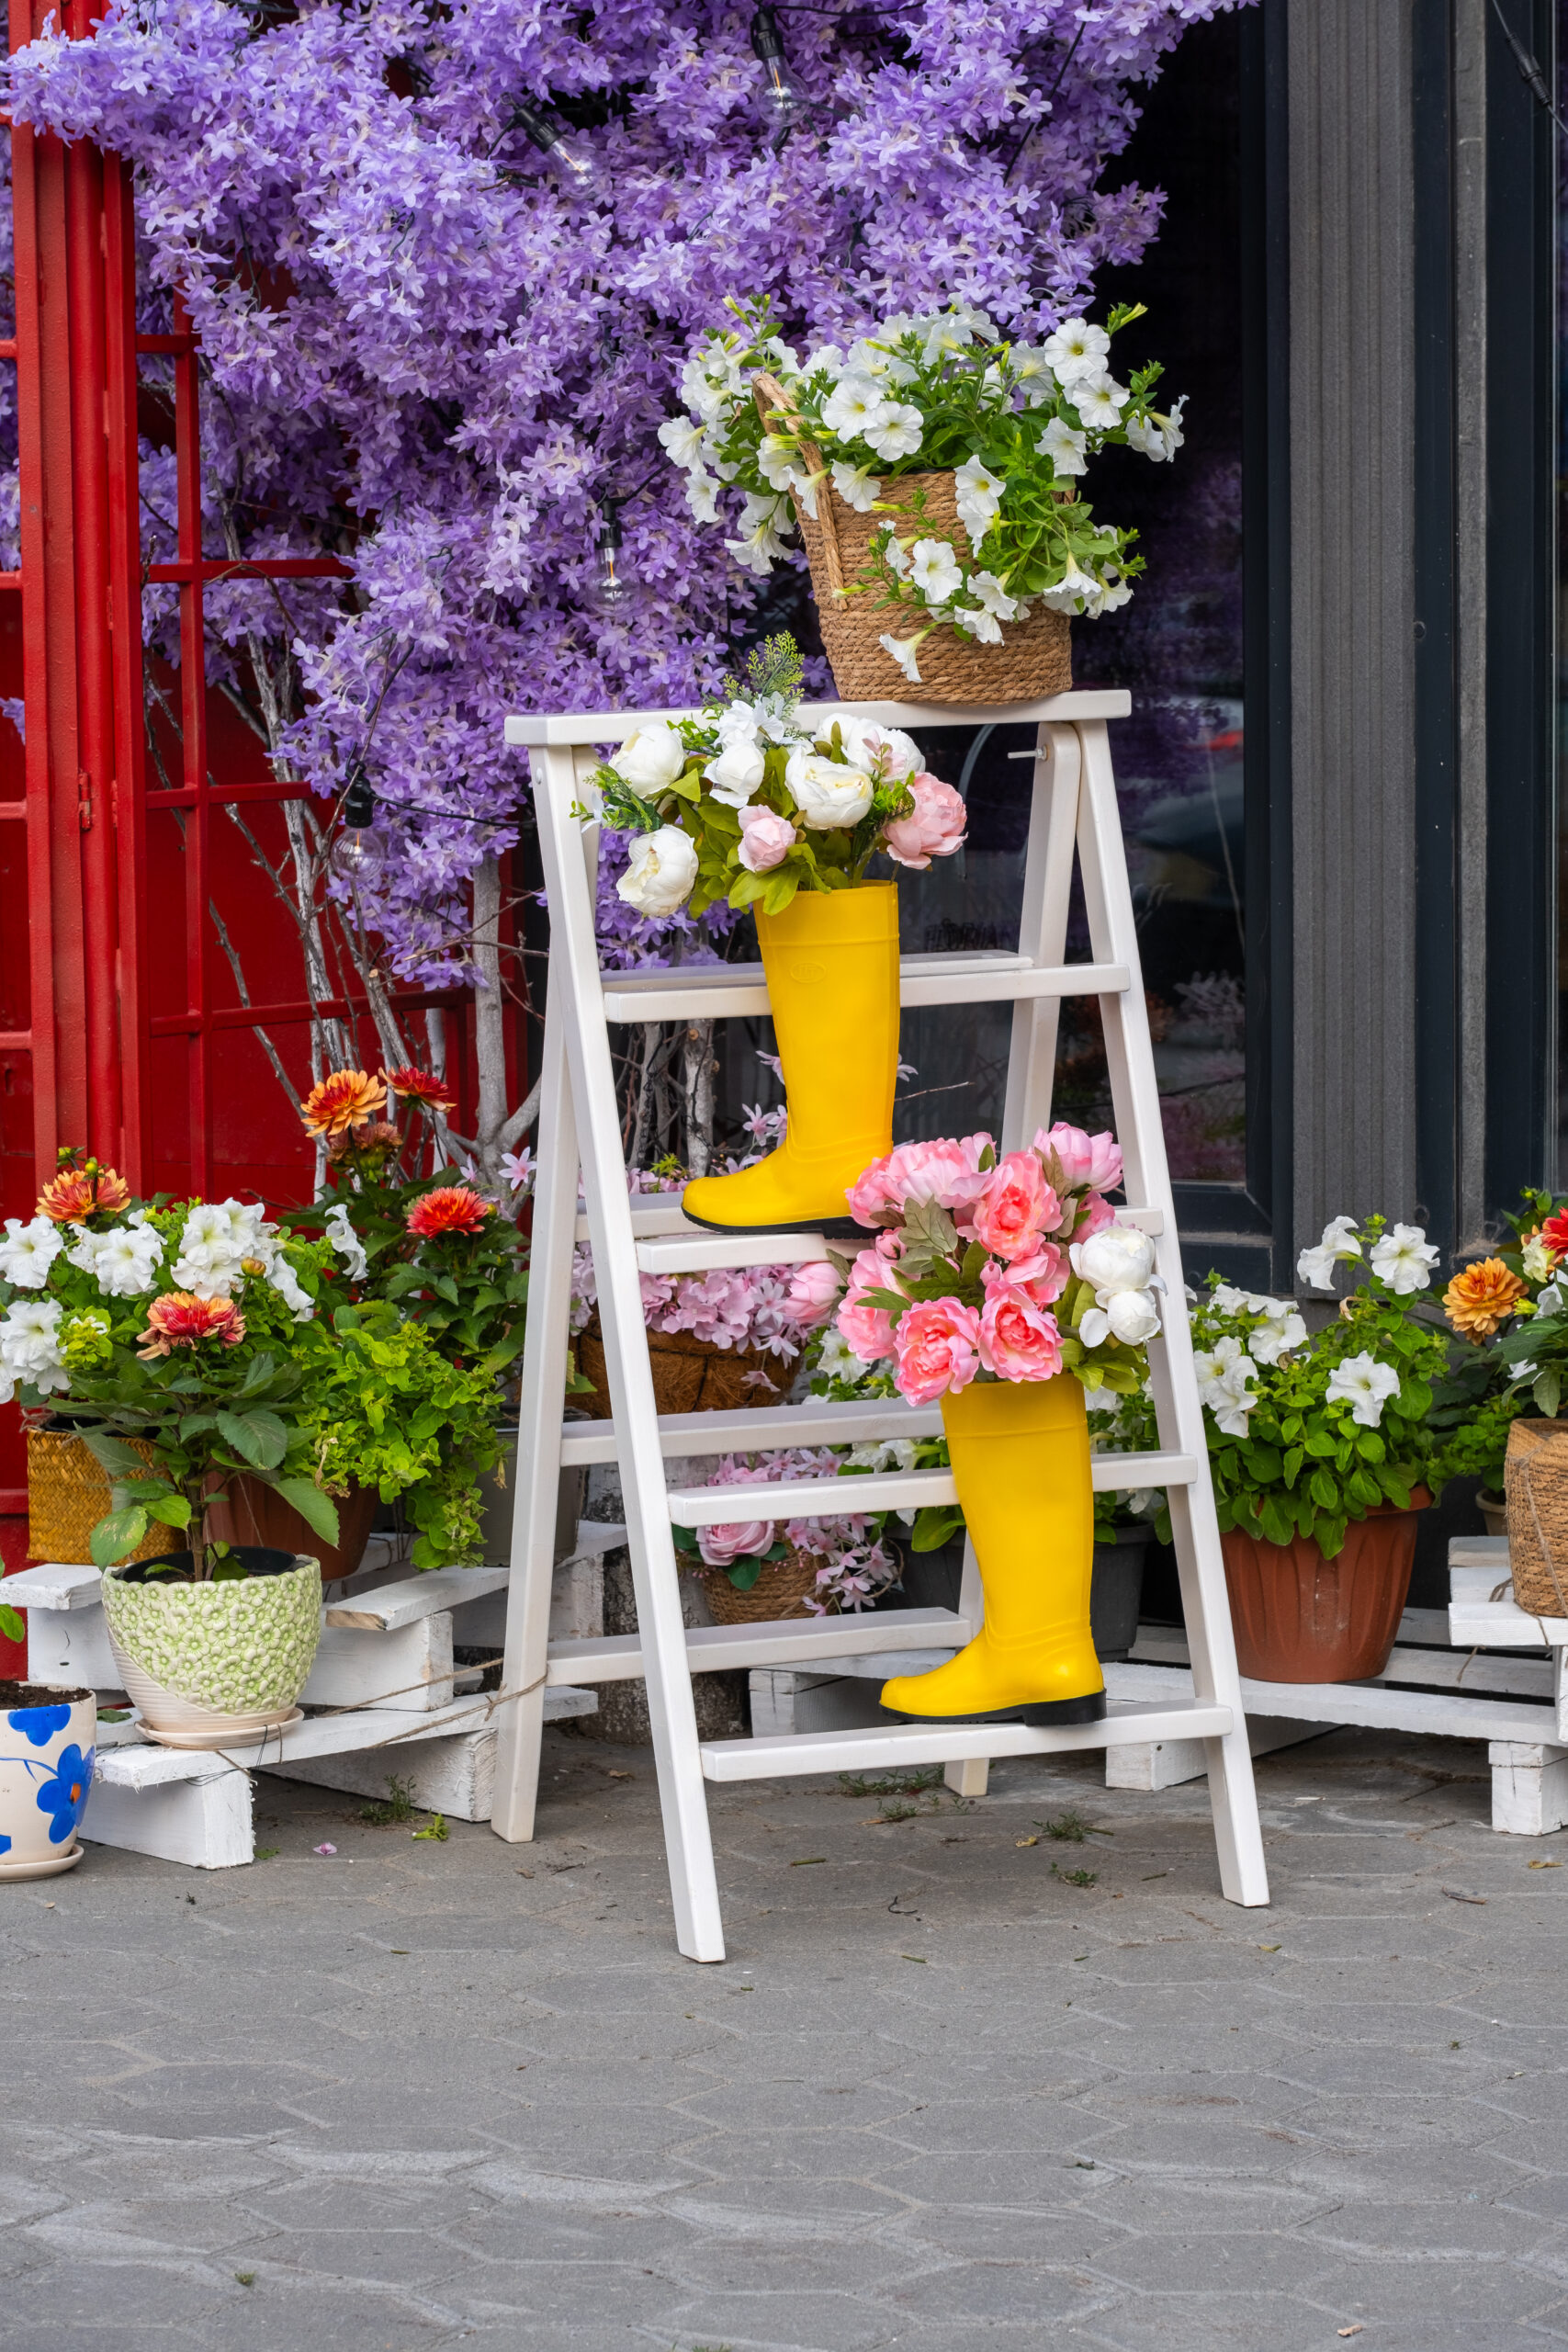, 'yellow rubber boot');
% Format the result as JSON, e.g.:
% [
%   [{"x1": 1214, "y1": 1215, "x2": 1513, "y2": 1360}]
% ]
[
  {"x1": 682, "y1": 880, "x2": 899, "y2": 1236},
  {"x1": 881, "y1": 1375, "x2": 1107, "y2": 1726}
]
